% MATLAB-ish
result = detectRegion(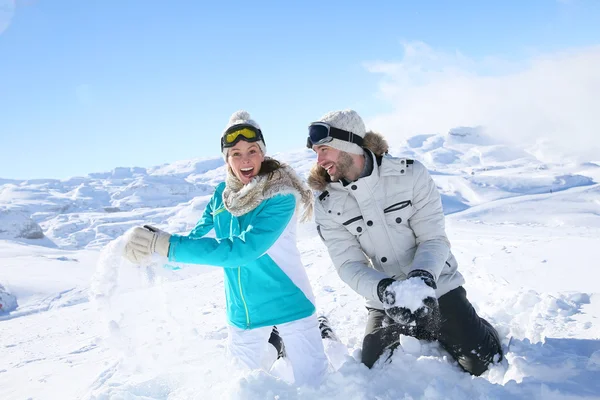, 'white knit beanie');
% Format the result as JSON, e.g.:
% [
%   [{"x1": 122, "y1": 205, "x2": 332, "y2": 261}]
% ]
[
  {"x1": 221, "y1": 110, "x2": 267, "y2": 159},
  {"x1": 314, "y1": 109, "x2": 366, "y2": 155}
]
